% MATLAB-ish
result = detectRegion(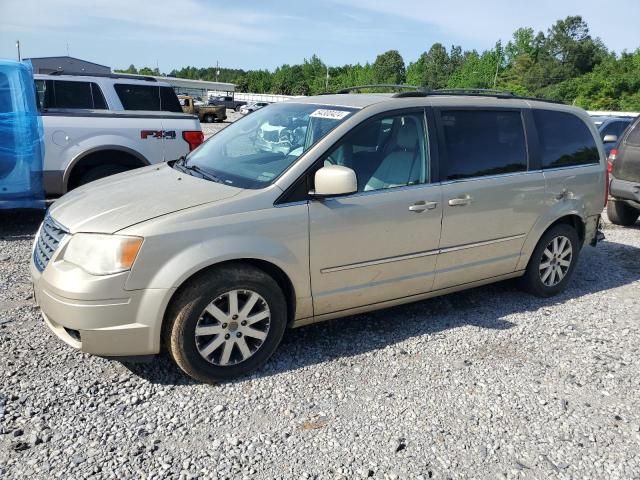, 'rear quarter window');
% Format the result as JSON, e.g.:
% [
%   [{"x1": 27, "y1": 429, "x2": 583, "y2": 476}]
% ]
[{"x1": 533, "y1": 110, "x2": 599, "y2": 168}]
